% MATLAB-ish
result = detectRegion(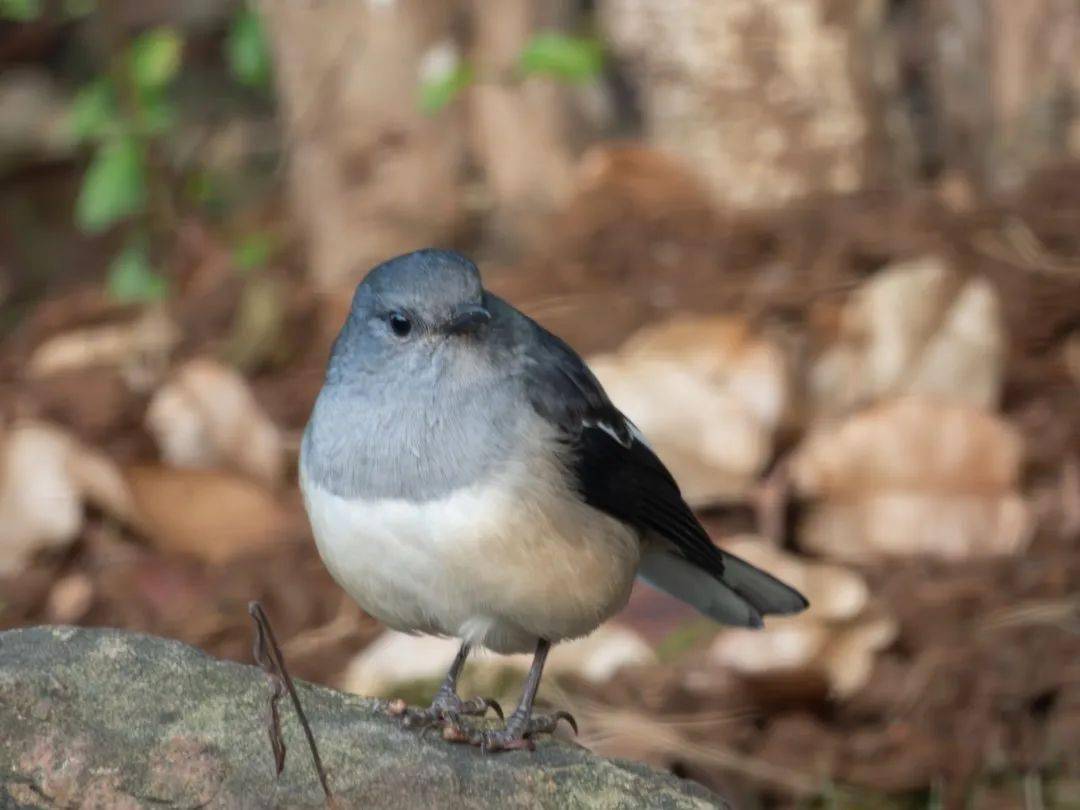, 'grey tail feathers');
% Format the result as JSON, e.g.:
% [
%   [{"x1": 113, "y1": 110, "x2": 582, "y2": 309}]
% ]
[{"x1": 638, "y1": 549, "x2": 809, "y2": 628}]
